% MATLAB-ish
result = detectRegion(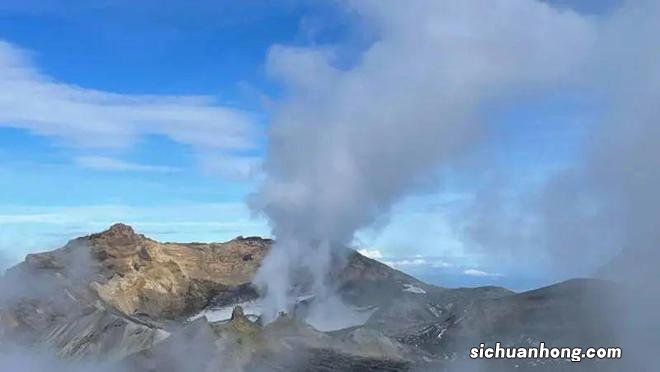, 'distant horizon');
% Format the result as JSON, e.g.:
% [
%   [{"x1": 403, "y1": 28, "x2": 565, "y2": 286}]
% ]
[{"x1": 1, "y1": 221, "x2": 568, "y2": 292}]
